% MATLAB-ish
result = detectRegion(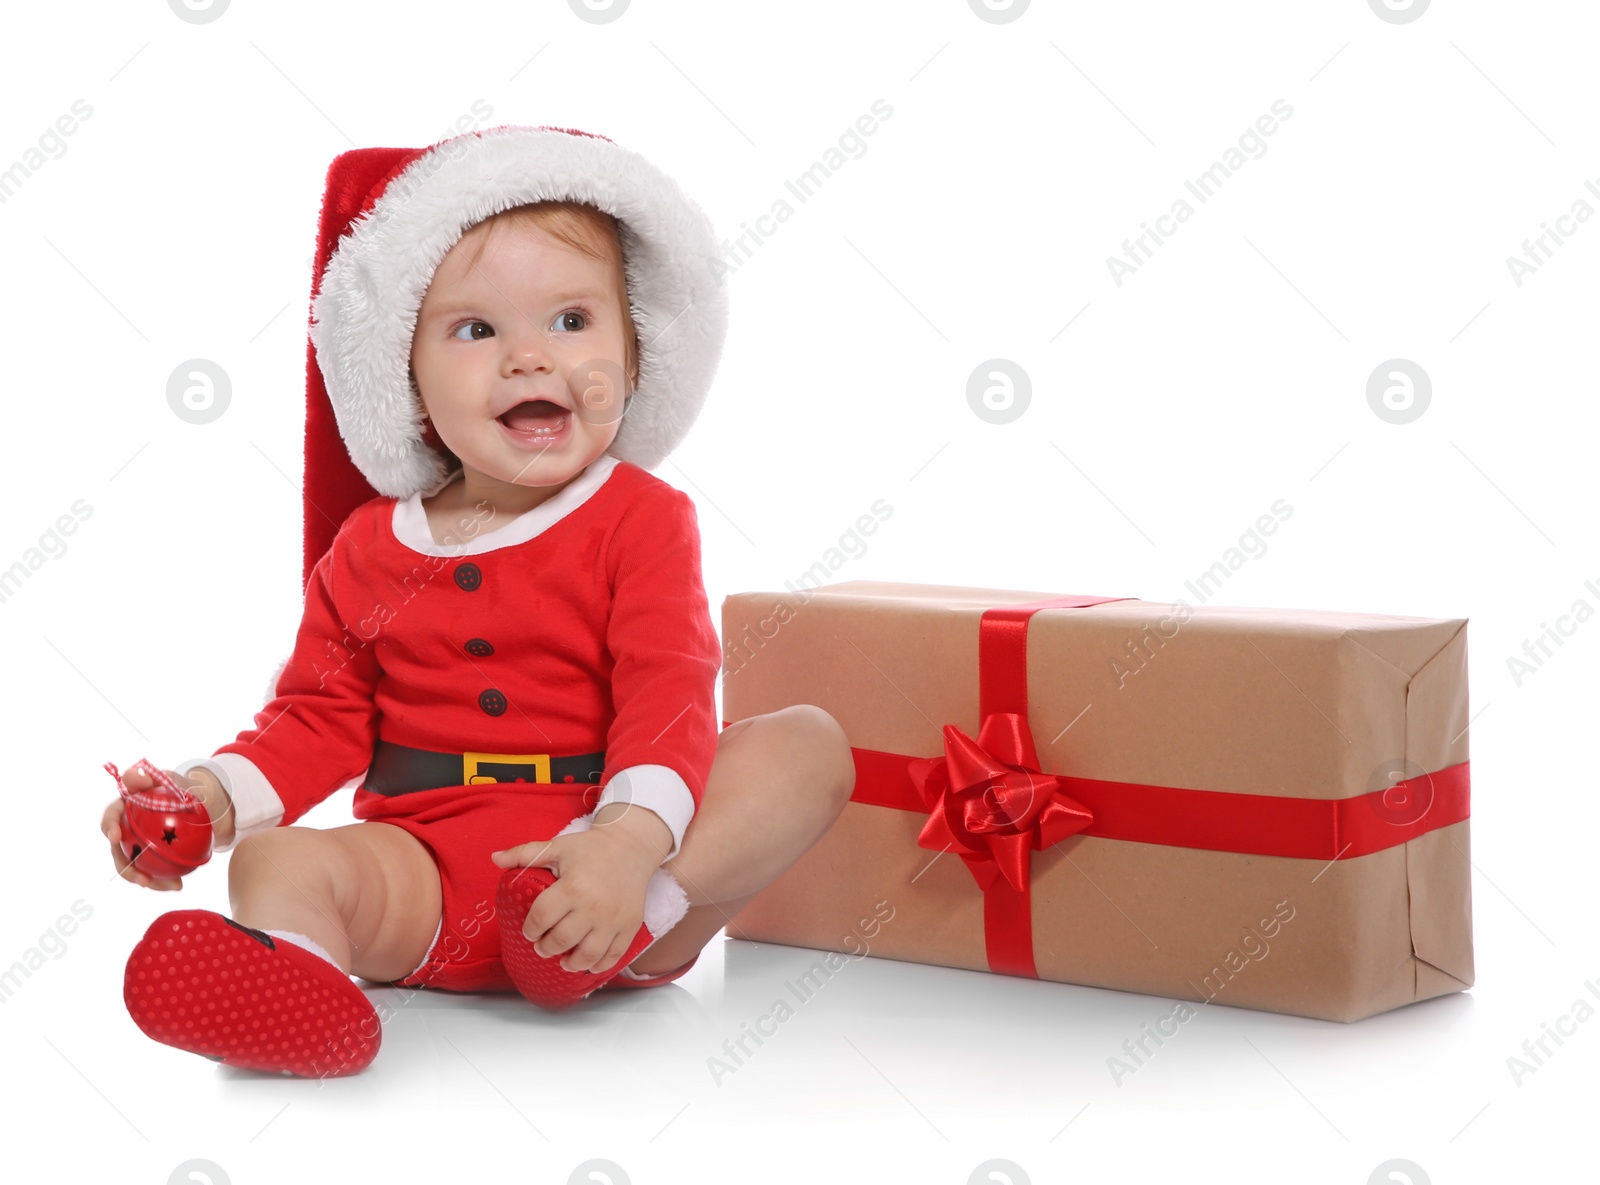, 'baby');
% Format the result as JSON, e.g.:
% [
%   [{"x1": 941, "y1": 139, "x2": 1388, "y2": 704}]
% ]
[{"x1": 101, "y1": 125, "x2": 856, "y2": 1077}]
